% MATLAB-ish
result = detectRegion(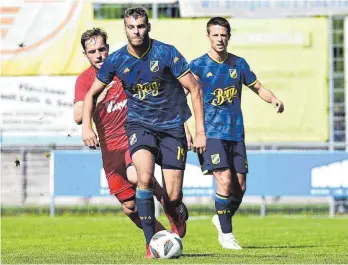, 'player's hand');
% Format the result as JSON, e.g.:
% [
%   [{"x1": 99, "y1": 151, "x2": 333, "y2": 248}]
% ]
[
  {"x1": 185, "y1": 130, "x2": 193, "y2": 151},
  {"x1": 271, "y1": 98, "x2": 284, "y2": 113},
  {"x1": 193, "y1": 132, "x2": 207, "y2": 154},
  {"x1": 82, "y1": 126, "x2": 99, "y2": 149}
]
